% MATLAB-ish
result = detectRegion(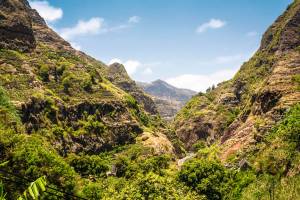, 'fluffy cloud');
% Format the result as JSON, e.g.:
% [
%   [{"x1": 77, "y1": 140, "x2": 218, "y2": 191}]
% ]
[
  {"x1": 59, "y1": 18, "x2": 104, "y2": 40},
  {"x1": 128, "y1": 16, "x2": 141, "y2": 24},
  {"x1": 196, "y1": 18, "x2": 226, "y2": 33},
  {"x1": 166, "y1": 69, "x2": 237, "y2": 92},
  {"x1": 108, "y1": 58, "x2": 141, "y2": 75},
  {"x1": 29, "y1": 0, "x2": 63, "y2": 23},
  {"x1": 142, "y1": 67, "x2": 153, "y2": 75}
]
